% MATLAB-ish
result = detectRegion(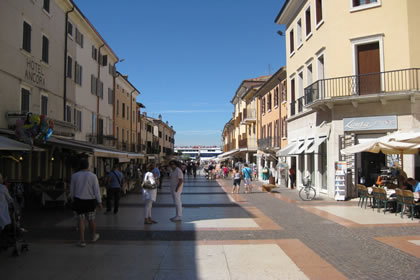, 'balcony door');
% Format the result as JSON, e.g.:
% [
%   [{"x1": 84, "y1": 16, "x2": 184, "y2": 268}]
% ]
[{"x1": 357, "y1": 42, "x2": 380, "y2": 95}]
